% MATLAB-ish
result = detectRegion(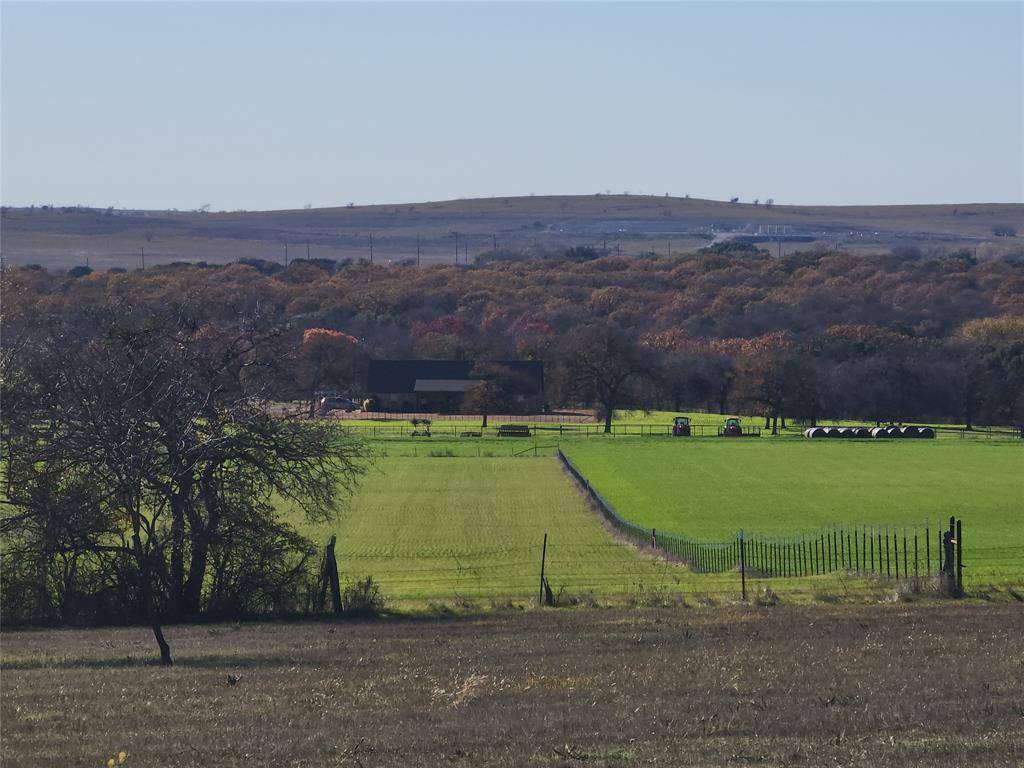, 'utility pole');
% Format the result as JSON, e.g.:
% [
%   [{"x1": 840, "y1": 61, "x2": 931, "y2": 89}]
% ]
[
  {"x1": 140, "y1": 247, "x2": 145, "y2": 270},
  {"x1": 454, "y1": 231, "x2": 460, "y2": 263},
  {"x1": 306, "y1": 239, "x2": 311, "y2": 260},
  {"x1": 416, "y1": 233, "x2": 421, "y2": 267},
  {"x1": 369, "y1": 233, "x2": 374, "y2": 263},
  {"x1": 492, "y1": 233, "x2": 497, "y2": 250},
  {"x1": 285, "y1": 243, "x2": 289, "y2": 265}
]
